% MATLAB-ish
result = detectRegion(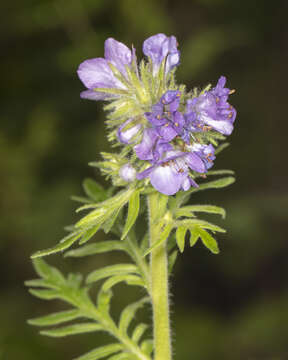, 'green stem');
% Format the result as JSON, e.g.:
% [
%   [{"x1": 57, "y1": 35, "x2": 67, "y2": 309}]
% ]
[{"x1": 148, "y1": 192, "x2": 172, "y2": 360}]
